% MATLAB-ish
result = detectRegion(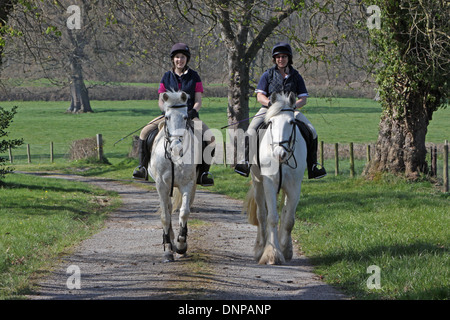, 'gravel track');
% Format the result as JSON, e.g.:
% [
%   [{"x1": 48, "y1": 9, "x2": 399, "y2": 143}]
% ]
[{"x1": 26, "y1": 174, "x2": 347, "y2": 300}]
